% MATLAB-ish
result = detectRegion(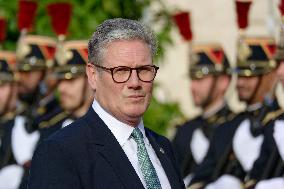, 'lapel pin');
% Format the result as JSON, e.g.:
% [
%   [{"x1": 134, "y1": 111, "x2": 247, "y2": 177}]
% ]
[{"x1": 159, "y1": 148, "x2": 165, "y2": 154}]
